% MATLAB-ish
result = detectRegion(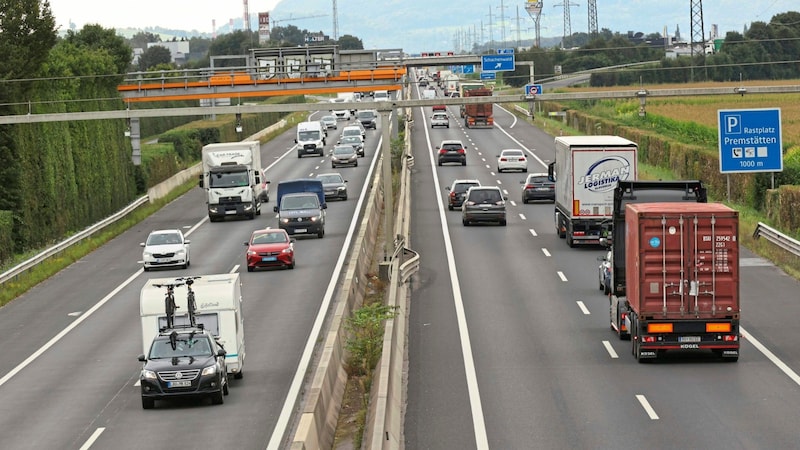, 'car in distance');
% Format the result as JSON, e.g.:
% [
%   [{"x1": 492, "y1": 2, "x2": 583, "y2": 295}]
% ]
[
  {"x1": 342, "y1": 124, "x2": 365, "y2": 141},
  {"x1": 276, "y1": 192, "x2": 326, "y2": 238},
  {"x1": 316, "y1": 172, "x2": 348, "y2": 201},
  {"x1": 338, "y1": 135, "x2": 365, "y2": 157},
  {"x1": 431, "y1": 112, "x2": 450, "y2": 128},
  {"x1": 138, "y1": 327, "x2": 228, "y2": 409},
  {"x1": 330, "y1": 98, "x2": 351, "y2": 120},
  {"x1": 445, "y1": 179, "x2": 481, "y2": 210},
  {"x1": 520, "y1": 173, "x2": 555, "y2": 203},
  {"x1": 140, "y1": 229, "x2": 190, "y2": 271},
  {"x1": 356, "y1": 110, "x2": 378, "y2": 129},
  {"x1": 244, "y1": 228, "x2": 295, "y2": 271},
  {"x1": 497, "y1": 149, "x2": 528, "y2": 173},
  {"x1": 258, "y1": 169, "x2": 270, "y2": 203},
  {"x1": 321, "y1": 115, "x2": 338, "y2": 130},
  {"x1": 437, "y1": 140, "x2": 467, "y2": 166},
  {"x1": 331, "y1": 144, "x2": 359, "y2": 168},
  {"x1": 598, "y1": 250, "x2": 612, "y2": 294},
  {"x1": 461, "y1": 186, "x2": 507, "y2": 226}
]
